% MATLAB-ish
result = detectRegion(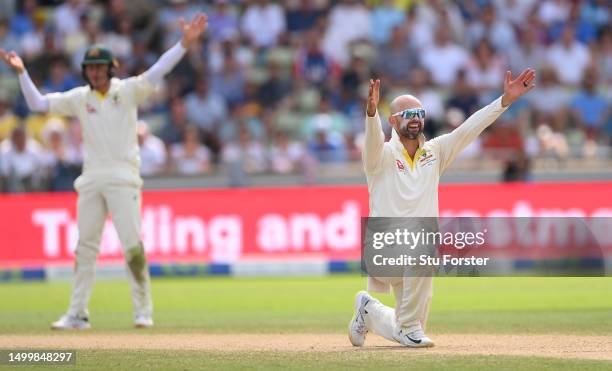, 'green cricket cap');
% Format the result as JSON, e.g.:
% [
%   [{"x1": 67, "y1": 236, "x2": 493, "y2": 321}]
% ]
[{"x1": 82, "y1": 44, "x2": 115, "y2": 66}]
